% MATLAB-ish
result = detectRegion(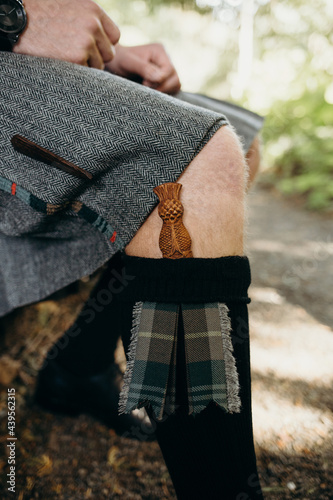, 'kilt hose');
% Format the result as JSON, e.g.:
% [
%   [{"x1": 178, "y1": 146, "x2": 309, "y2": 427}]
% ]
[{"x1": 117, "y1": 254, "x2": 264, "y2": 500}]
